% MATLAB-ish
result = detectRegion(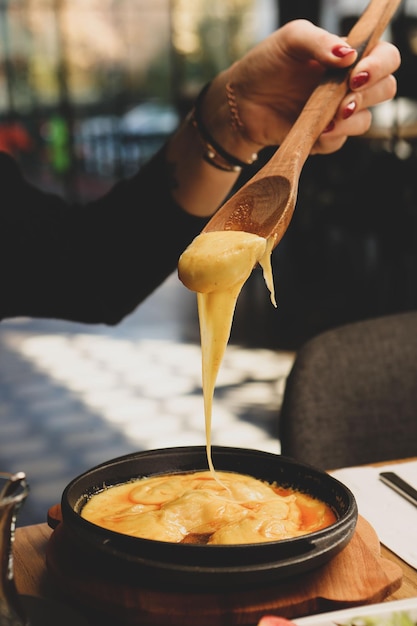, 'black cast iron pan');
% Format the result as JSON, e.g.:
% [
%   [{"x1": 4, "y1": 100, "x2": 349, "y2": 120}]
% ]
[{"x1": 59, "y1": 446, "x2": 358, "y2": 589}]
